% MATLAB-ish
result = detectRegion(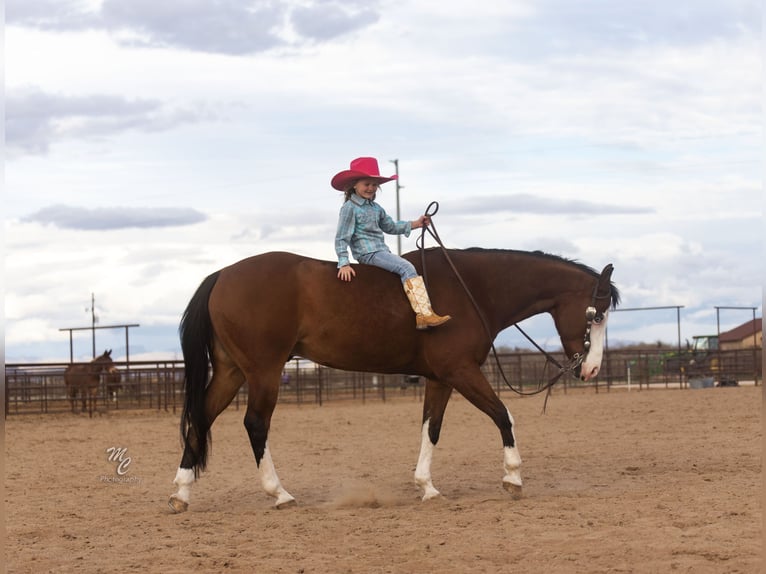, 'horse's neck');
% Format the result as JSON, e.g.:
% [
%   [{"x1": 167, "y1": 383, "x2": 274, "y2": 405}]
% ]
[{"x1": 475, "y1": 255, "x2": 590, "y2": 331}]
